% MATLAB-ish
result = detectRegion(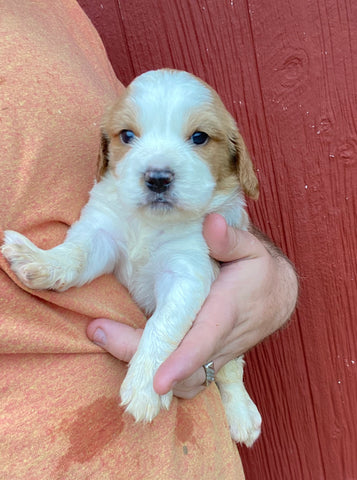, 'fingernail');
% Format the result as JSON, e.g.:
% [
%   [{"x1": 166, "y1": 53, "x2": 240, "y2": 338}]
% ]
[{"x1": 93, "y1": 327, "x2": 107, "y2": 347}]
